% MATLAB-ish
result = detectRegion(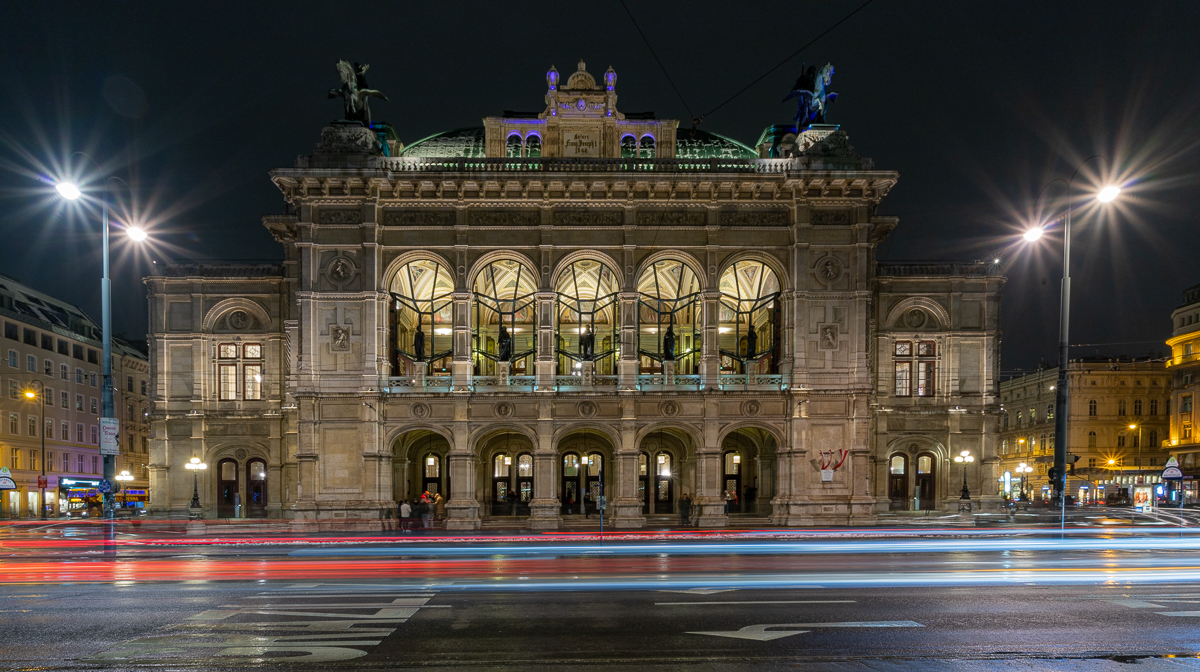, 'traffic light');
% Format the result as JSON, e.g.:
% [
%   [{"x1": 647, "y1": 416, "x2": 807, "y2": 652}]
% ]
[
  {"x1": 1067, "y1": 454, "x2": 1080, "y2": 475},
  {"x1": 1048, "y1": 466, "x2": 1059, "y2": 482}
]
